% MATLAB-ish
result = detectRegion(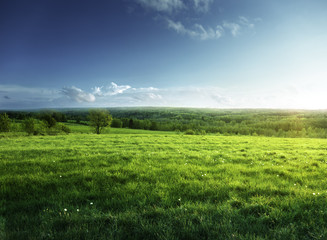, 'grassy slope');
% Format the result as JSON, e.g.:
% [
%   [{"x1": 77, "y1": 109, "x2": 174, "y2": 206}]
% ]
[{"x1": 1, "y1": 129, "x2": 327, "y2": 239}]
